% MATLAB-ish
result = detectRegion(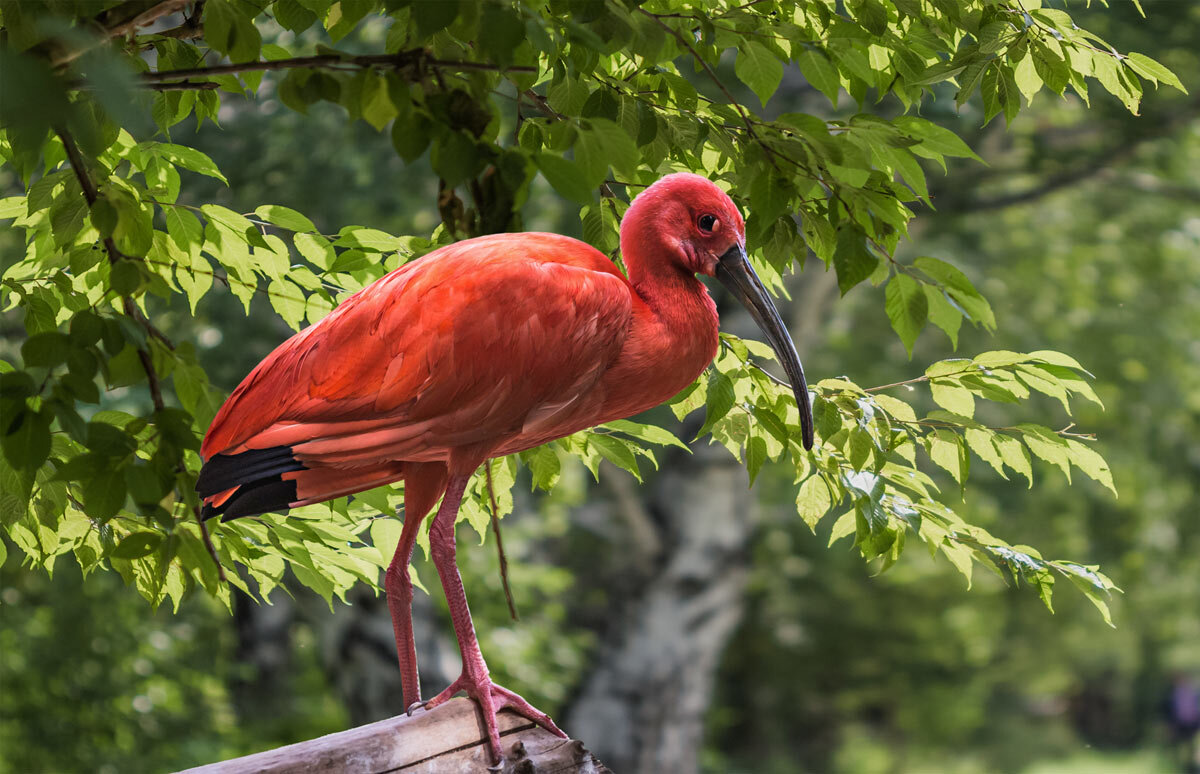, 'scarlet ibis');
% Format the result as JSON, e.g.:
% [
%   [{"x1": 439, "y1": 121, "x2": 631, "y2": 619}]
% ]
[{"x1": 197, "y1": 172, "x2": 814, "y2": 764}]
